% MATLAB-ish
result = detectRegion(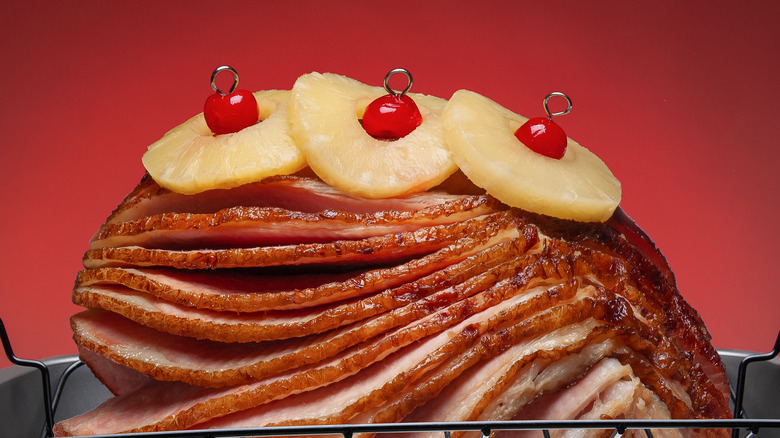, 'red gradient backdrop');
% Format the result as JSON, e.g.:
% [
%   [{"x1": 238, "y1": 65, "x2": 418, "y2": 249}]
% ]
[{"x1": 1, "y1": 1, "x2": 778, "y2": 369}]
